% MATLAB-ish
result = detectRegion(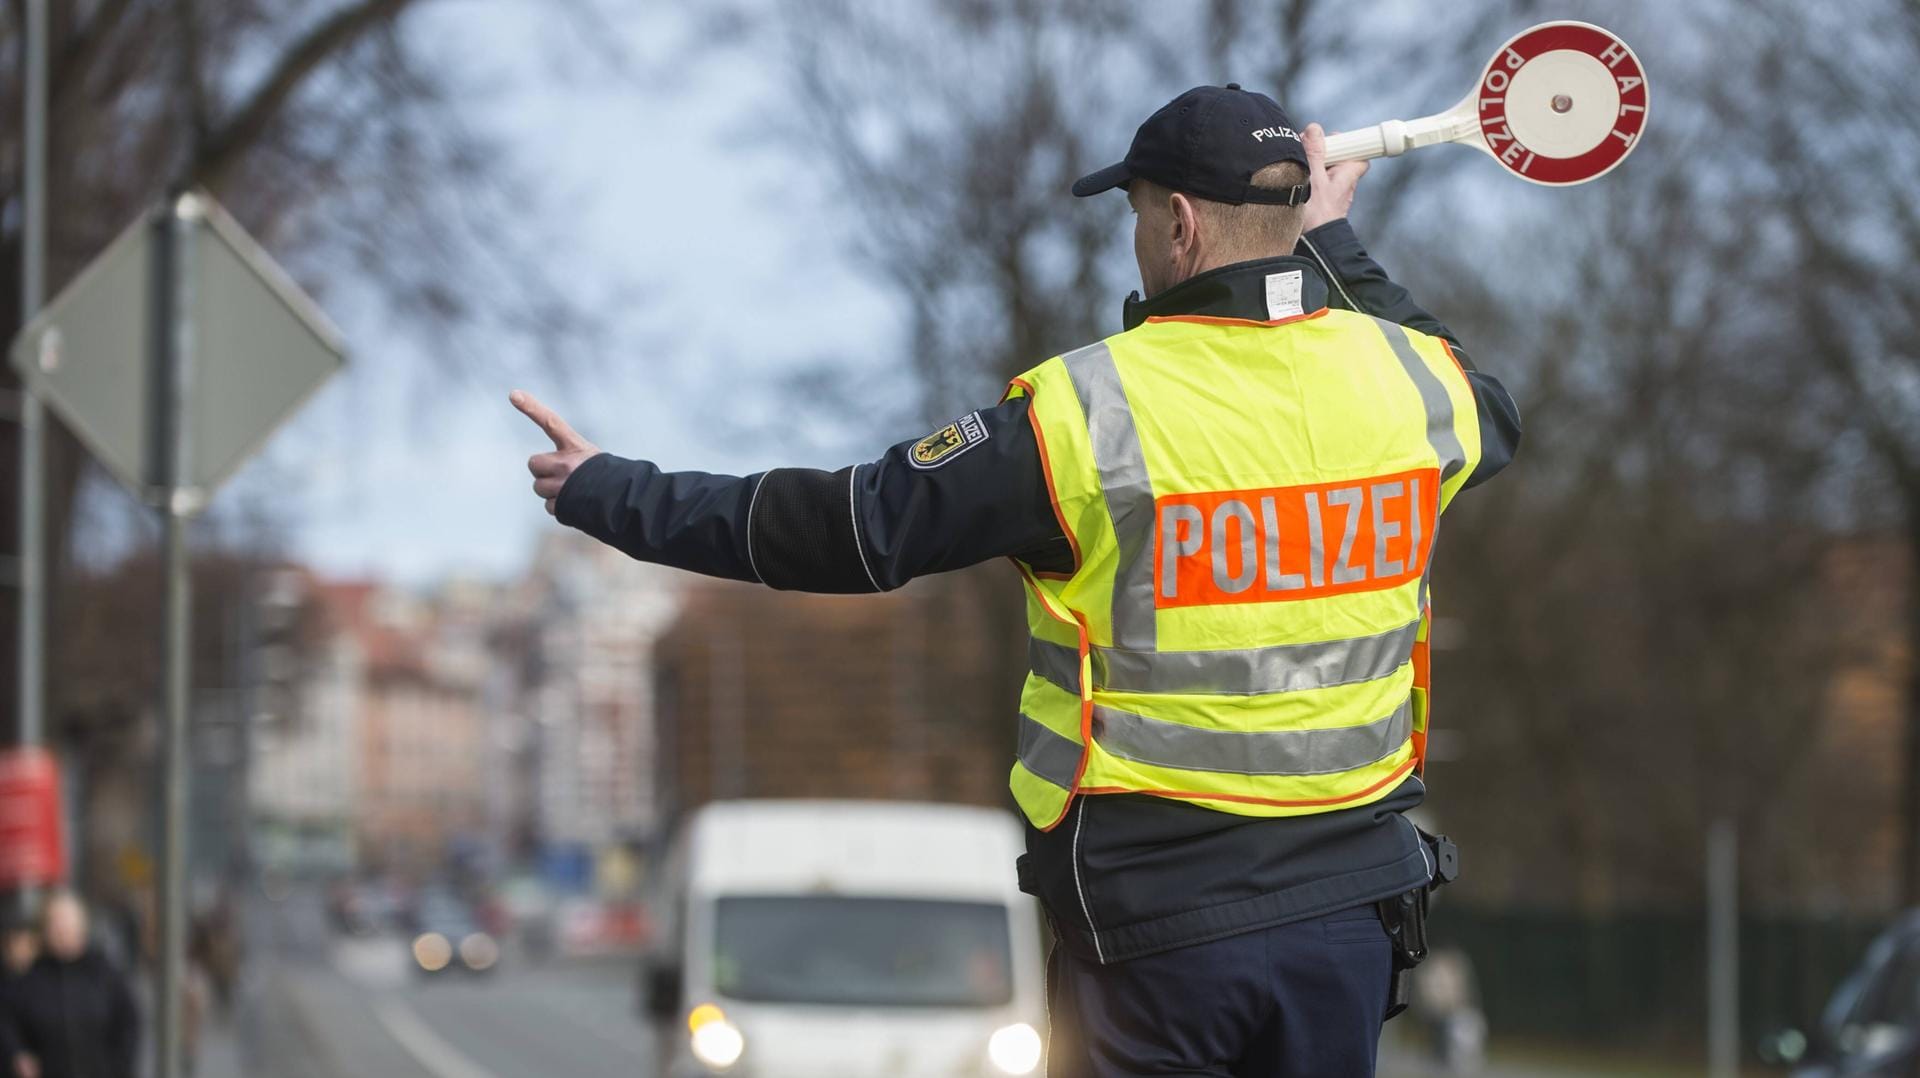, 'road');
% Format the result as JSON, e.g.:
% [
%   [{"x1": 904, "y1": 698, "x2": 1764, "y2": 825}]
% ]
[
  {"x1": 196, "y1": 887, "x2": 1706, "y2": 1078},
  {"x1": 204, "y1": 889, "x2": 657, "y2": 1078}
]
